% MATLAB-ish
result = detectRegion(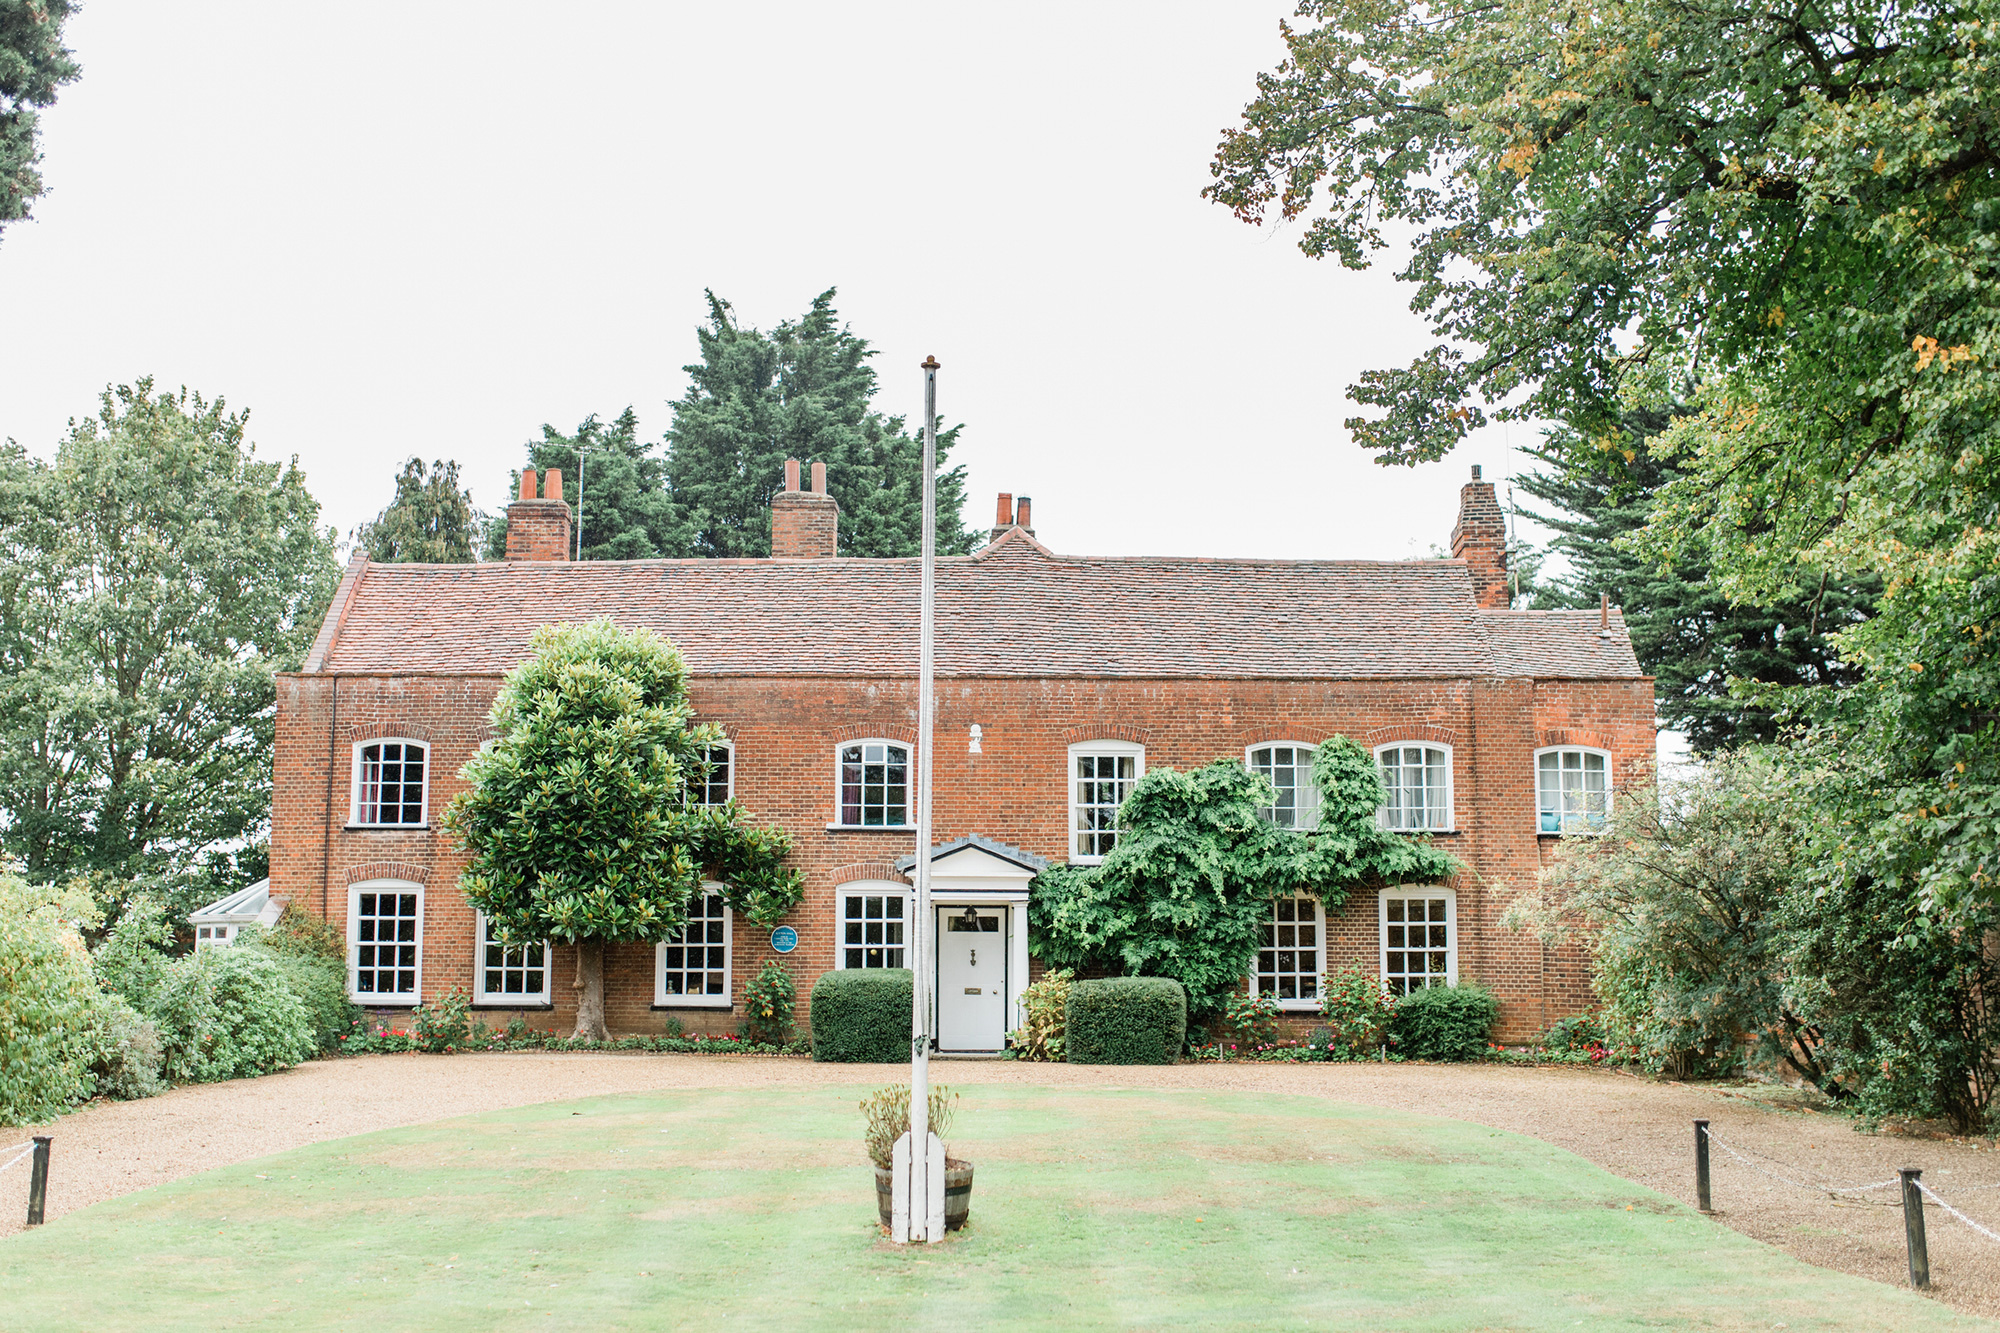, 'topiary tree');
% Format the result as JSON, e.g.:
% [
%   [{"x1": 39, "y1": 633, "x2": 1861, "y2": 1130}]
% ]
[
  {"x1": 444, "y1": 619, "x2": 801, "y2": 1040},
  {"x1": 1030, "y1": 736, "x2": 1459, "y2": 1018}
]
